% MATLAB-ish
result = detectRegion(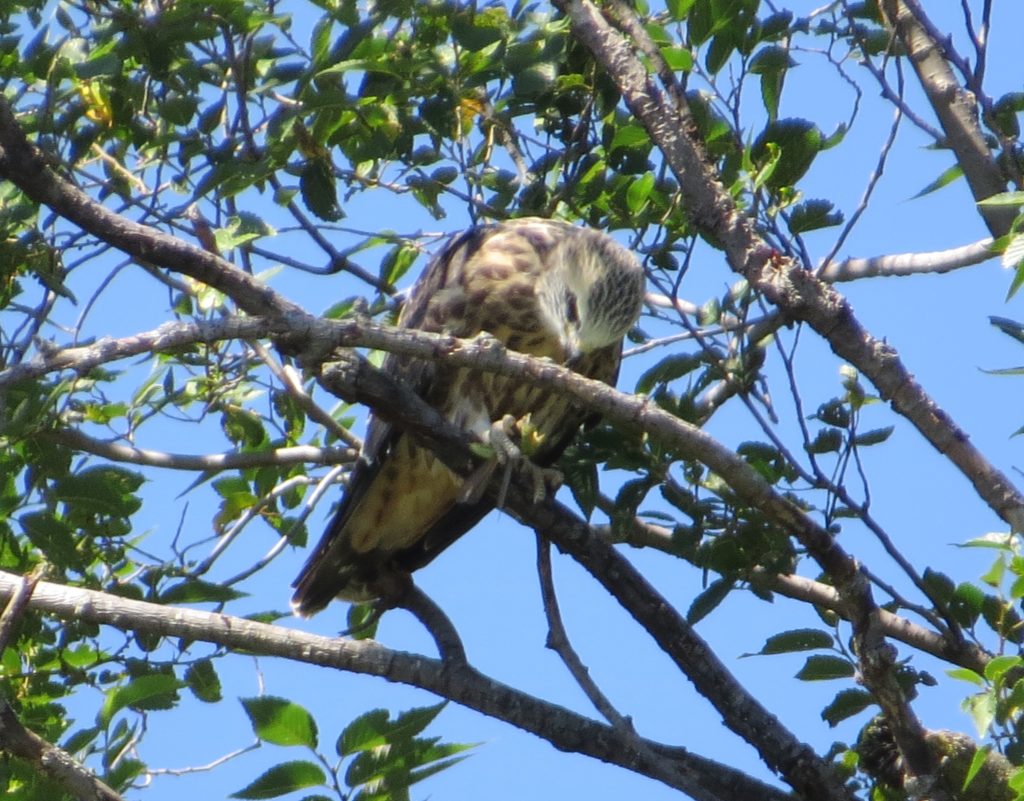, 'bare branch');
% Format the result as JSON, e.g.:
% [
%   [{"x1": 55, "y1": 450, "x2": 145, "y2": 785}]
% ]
[
  {"x1": 593, "y1": 512, "x2": 991, "y2": 674},
  {"x1": 820, "y1": 238, "x2": 995, "y2": 282},
  {"x1": 0, "y1": 315, "x2": 281, "y2": 389},
  {"x1": 0, "y1": 570, "x2": 791, "y2": 801},
  {"x1": 251, "y1": 340, "x2": 362, "y2": 449},
  {"x1": 536, "y1": 537, "x2": 630, "y2": 730},
  {"x1": 878, "y1": 0, "x2": 1015, "y2": 236},
  {"x1": 47, "y1": 427, "x2": 356, "y2": 471},
  {"x1": 392, "y1": 583, "x2": 468, "y2": 665},
  {"x1": 0, "y1": 569, "x2": 40, "y2": 655}
]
